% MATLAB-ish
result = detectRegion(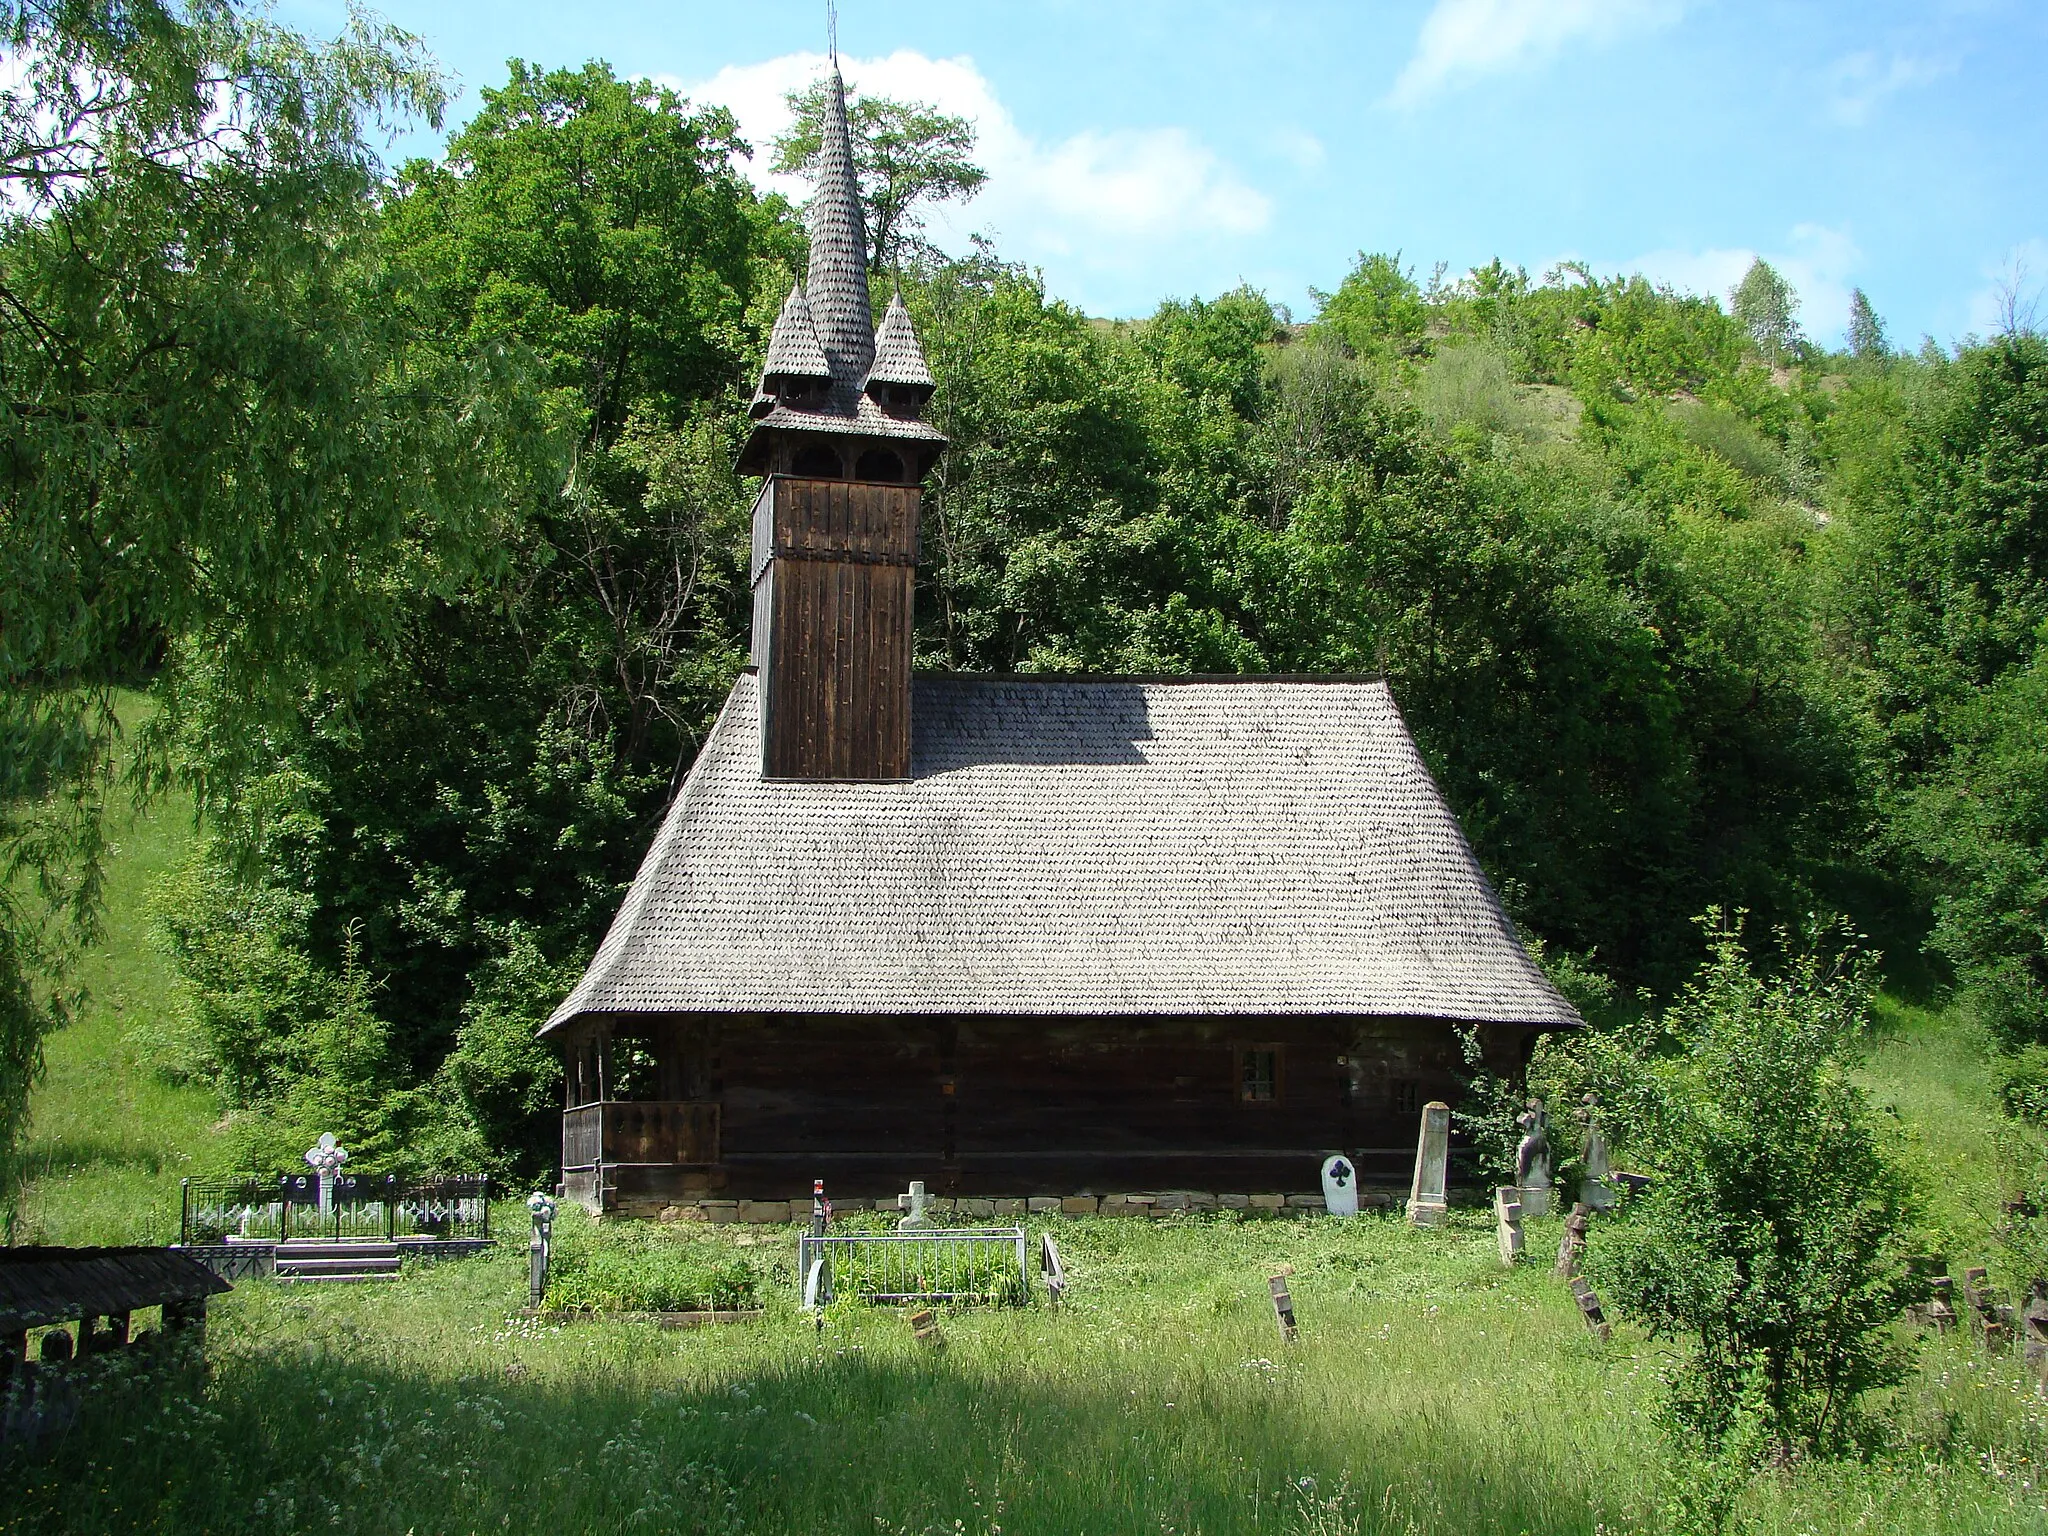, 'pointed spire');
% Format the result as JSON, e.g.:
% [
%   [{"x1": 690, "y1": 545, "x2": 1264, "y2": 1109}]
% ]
[
  {"x1": 761, "y1": 282, "x2": 831, "y2": 382},
  {"x1": 805, "y1": 70, "x2": 873, "y2": 390},
  {"x1": 866, "y1": 290, "x2": 934, "y2": 390}
]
